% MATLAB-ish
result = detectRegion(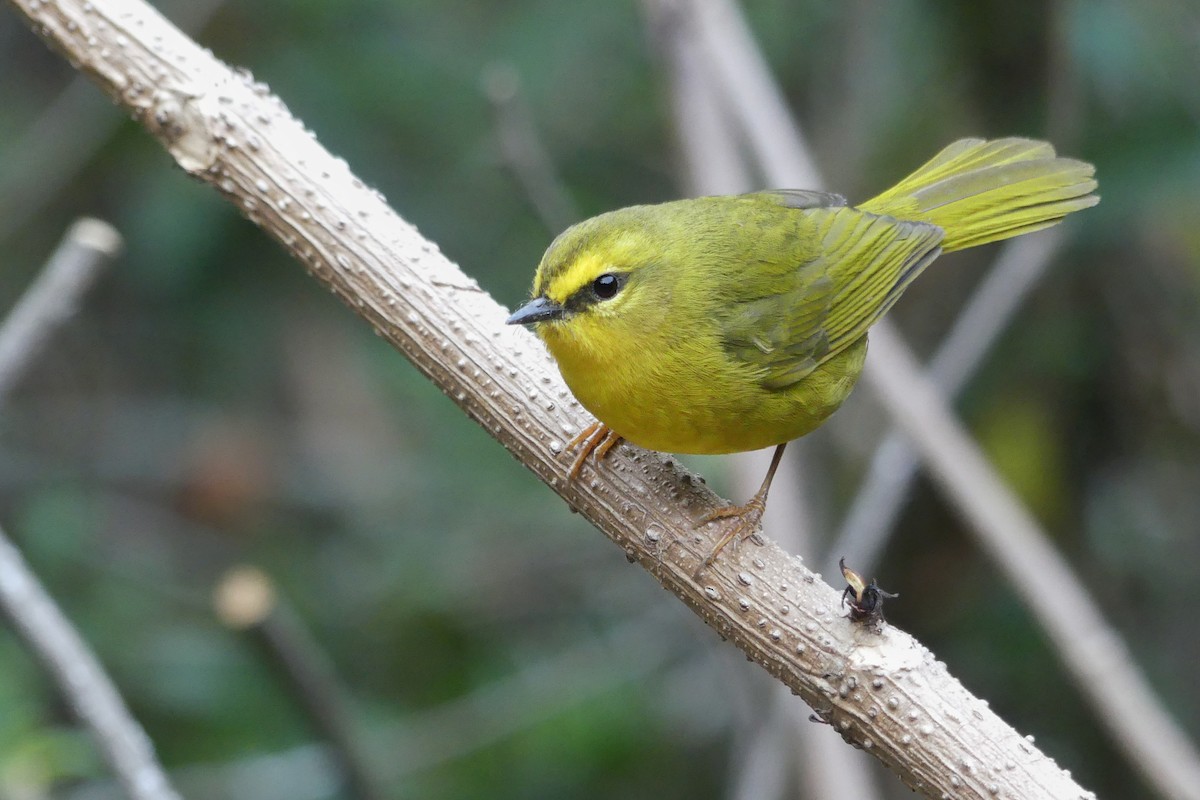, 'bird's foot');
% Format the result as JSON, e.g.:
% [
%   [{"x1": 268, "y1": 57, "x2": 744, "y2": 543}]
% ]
[
  {"x1": 566, "y1": 421, "x2": 623, "y2": 481},
  {"x1": 699, "y1": 494, "x2": 767, "y2": 569}
]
